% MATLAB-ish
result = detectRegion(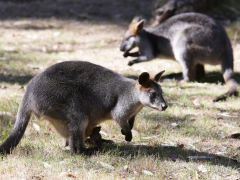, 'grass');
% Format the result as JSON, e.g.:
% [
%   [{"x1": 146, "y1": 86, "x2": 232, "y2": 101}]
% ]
[{"x1": 0, "y1": 0, "x2": 240, "y2": 179}]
